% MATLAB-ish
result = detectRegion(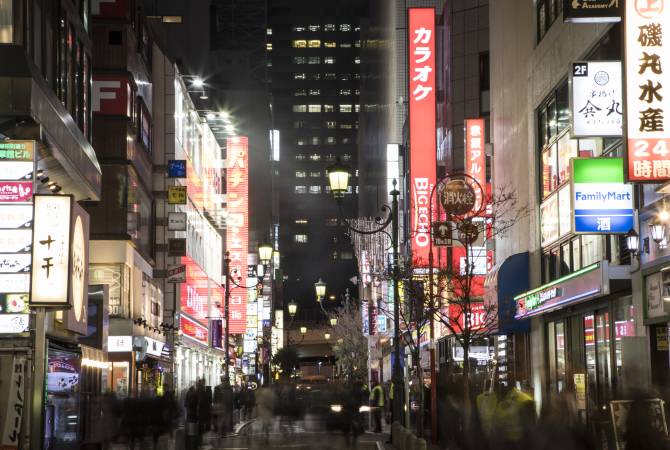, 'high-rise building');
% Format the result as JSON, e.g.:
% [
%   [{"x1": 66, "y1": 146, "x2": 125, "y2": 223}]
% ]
[{"x1": 268, "y1": 0, "x2": 369, "y2": 316}]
